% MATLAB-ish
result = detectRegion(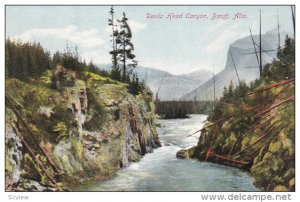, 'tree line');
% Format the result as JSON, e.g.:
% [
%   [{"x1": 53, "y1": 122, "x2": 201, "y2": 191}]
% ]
[
  {"x1": 5, "y1": 39, "x2": 51, "y2": 80},
  {"x1": 6, "y1": 7, "x2": 144, "y2": 96},
  {"x1": 6, "y1": 7, "x2": 145, "y2": 96},
  {"x1": 220, "y1": 36, "x2": 295, "y2": 106},
  {"x1": 5, "y1": 39, "x2": 109, "y2": 81},
  {"x1": 155, "y1": 101, "x2": 213, "y2": 119}
]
